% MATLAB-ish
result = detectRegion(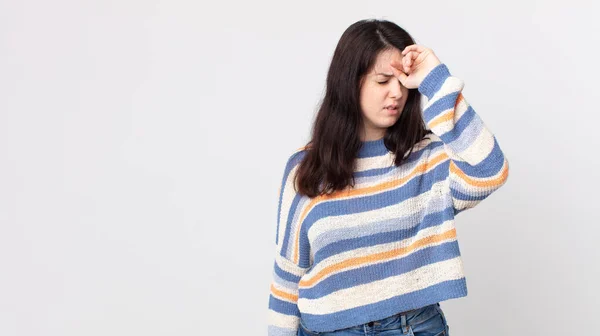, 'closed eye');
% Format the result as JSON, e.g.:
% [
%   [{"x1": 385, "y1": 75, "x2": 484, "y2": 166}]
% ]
[
  {"x1": 377, "y1": 78, "x2": 402, "y2": 84},
  {"x1": 379, "y1": 78, "x2": 403, "y2": 86}
]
